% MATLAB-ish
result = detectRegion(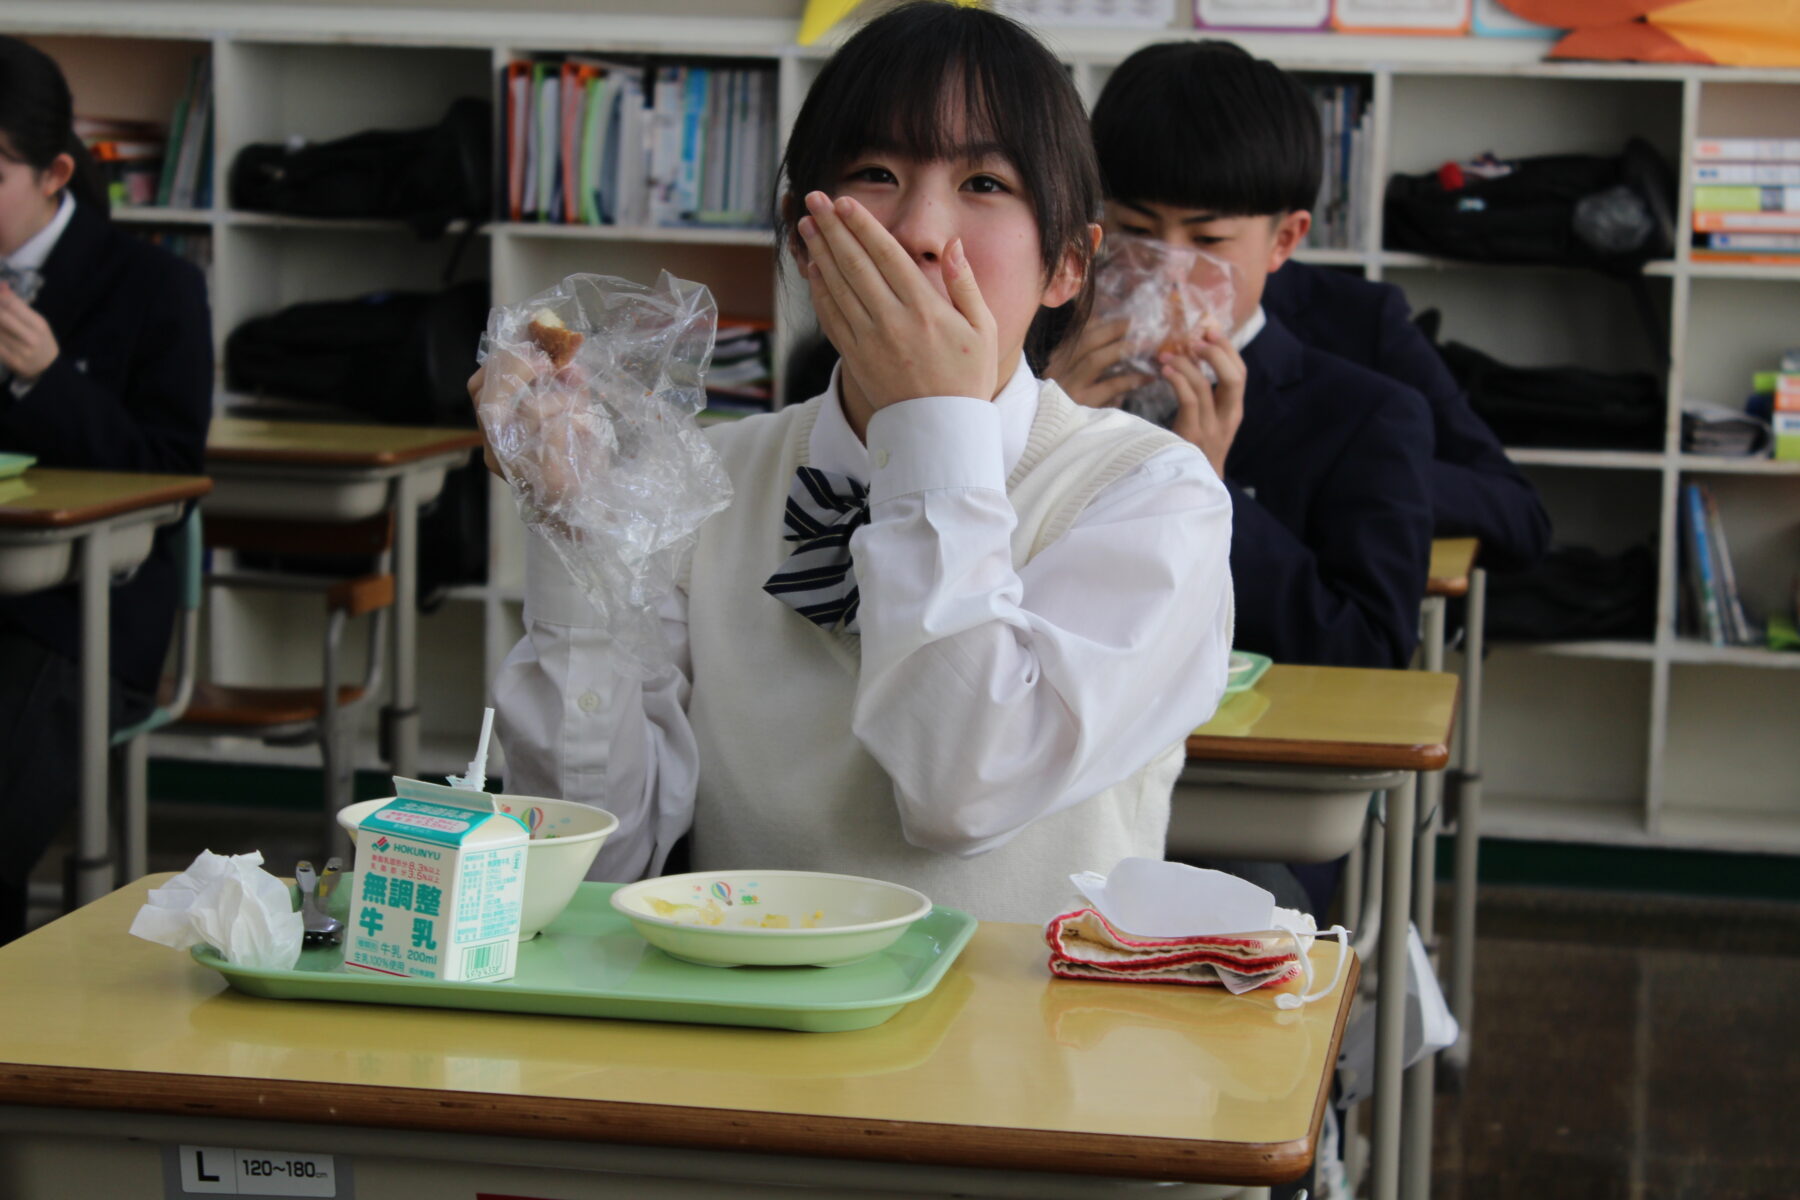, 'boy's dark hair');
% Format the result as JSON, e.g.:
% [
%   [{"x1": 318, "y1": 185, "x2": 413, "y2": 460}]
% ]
[
  {"x1": 776, "y1": 1, "x2": 1100, "y2": 367},
  {"x1": 1091, "y1": 41, "x2": 1320, "y2": 218}
]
